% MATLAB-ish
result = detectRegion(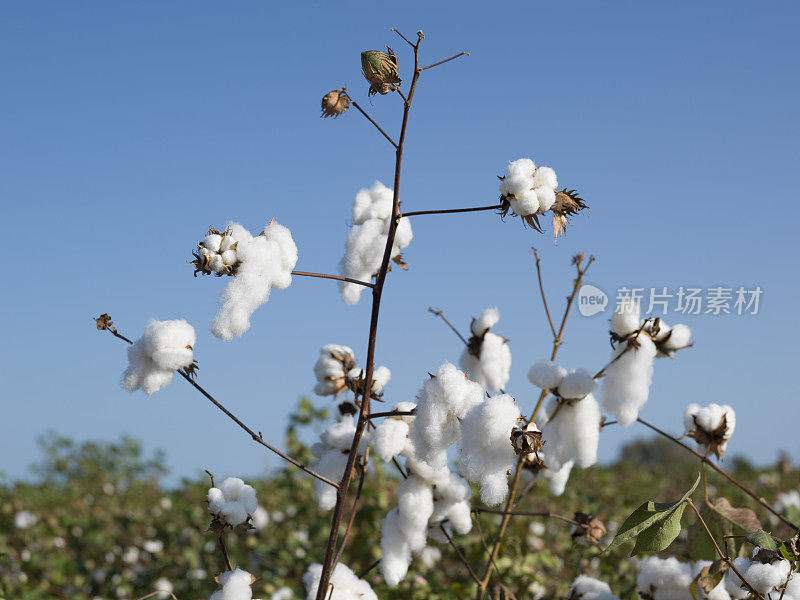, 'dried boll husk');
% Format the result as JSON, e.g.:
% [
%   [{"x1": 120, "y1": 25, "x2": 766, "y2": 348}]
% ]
[
  {"x1": 361, "y1": 47, "x2": 401, "y2": 96},
  {"x1": 321, "y1": 88, "x2": 350, "y2": 118}
]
